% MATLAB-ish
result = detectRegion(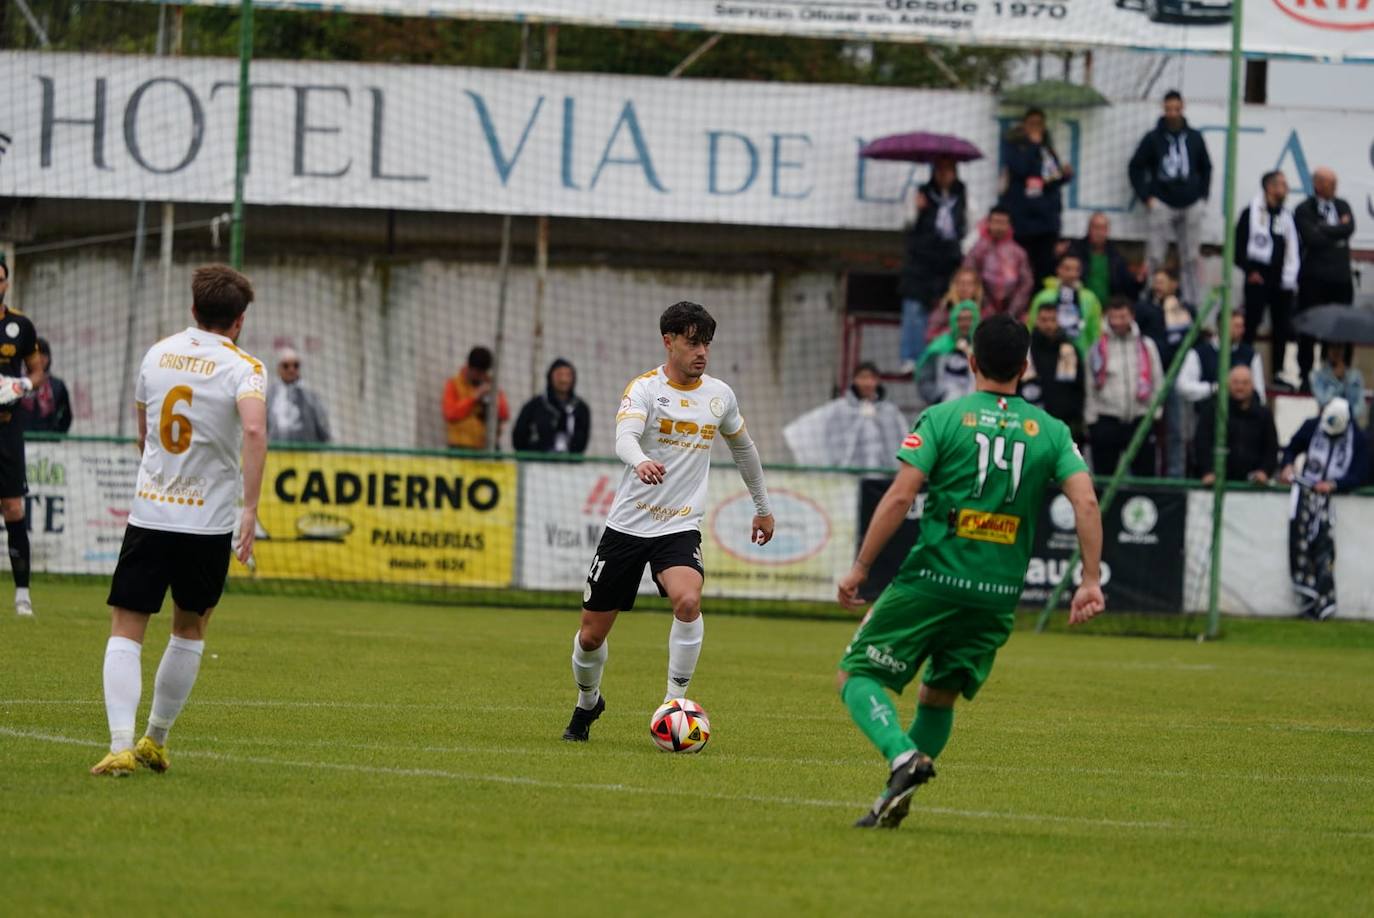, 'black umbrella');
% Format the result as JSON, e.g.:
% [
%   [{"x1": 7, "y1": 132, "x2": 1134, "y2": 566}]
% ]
[{"x1": 1292, "y1": 305, "x2": 1374, "y2": 345}]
